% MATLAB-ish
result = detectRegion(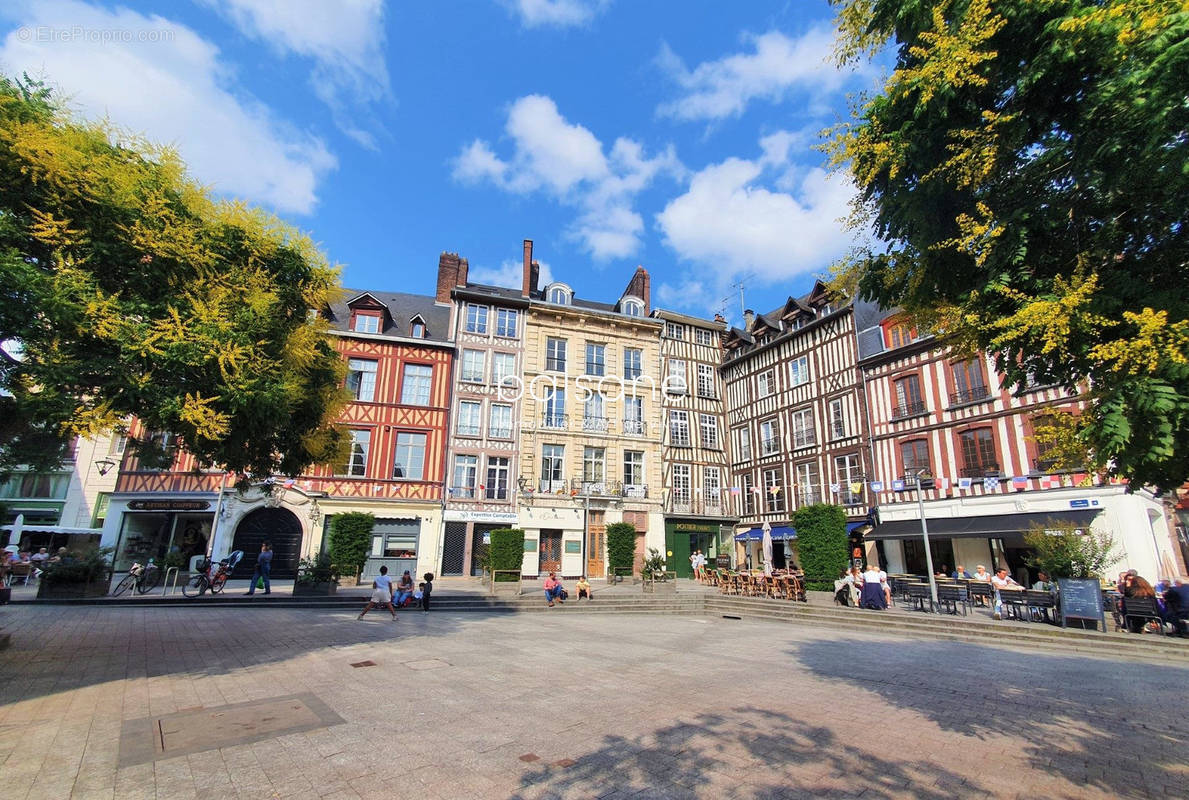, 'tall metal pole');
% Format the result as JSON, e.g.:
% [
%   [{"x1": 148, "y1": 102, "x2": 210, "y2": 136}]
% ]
[{"x1": 917, "y1": 473, "x2": 939, "y2": 609}]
